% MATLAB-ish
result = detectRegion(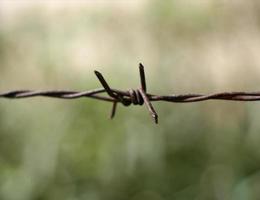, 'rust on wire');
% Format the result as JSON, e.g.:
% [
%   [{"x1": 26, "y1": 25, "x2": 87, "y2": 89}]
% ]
[{"x1": 1, "y1": 63, "x2": 260, "y2": 124}]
